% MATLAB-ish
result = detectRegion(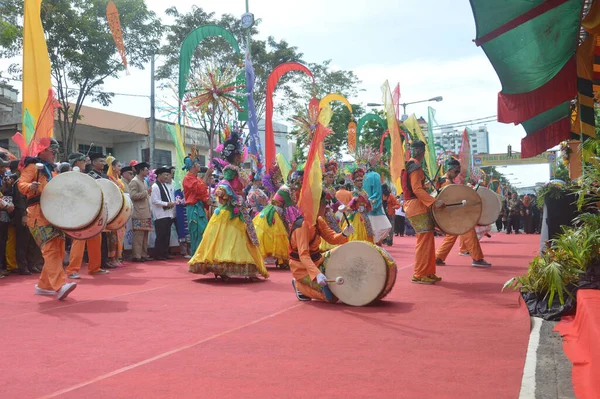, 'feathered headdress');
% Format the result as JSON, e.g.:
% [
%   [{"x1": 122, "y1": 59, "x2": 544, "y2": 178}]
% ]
[
  {"x1": 323, "y1": 157, "x2": 339, "y2": 176},
  {"x1": 355, "y1": 145, "x2": 382, "y2": 169},
  {"x1": 262, "y1": 161, "x2": 282, "y2": 193}
]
